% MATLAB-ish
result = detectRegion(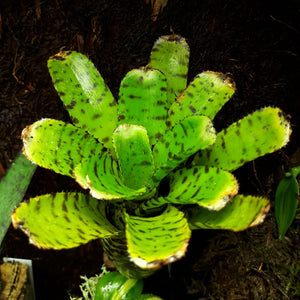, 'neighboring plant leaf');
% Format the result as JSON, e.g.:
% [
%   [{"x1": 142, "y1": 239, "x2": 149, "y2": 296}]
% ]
[
  {"x1": 48, "y1": 51, "x2": 118, "y2": 151},
  {"x1": 113, "y1": 124, "x2": 155, "y2": 190},
  {"x1": 168, "y1": 71, "x2": 236, "y2": 126},
  {"x1": 125, "y1": 205, "x2": 191, "y2": 269},
  {"x1": 11, "y1": 192, "x2": 119, "y2": 249},
  {"x1": 152, "y1": 115, "x2": 216, "y2": 183},
  {"x1": 22, "y1": 119, "x2": 102, "y2": 178},
  {"x1": 74, "y1": 152, "x2": 148, "y2": 200},
  {"x1": 102, "y1": 234, "x2": 156, "y2": 279},
  {"x1": 149, "y1": 35, "x2": 189, "y2": 107},
  {"x1": 187, "y1": 194, "x2": 270, "y2": 231},
  {"x1": 118, "y1": 68, "x2": 168, "y2": 145},
  {"x1": 0, "y1": 151, "x2": 36, "y2": 244},
  {"x1": 193, "y1": 107, "x2": 291, "y2": 171},
  {"x1": 165, "y1": 166, "x2": 238, "y2": 210},
  {"x1": 275, "y1": 171, "x2": 299, "y2": 241},
  {"x1": 94, "y1": 271, "x2": 143, "y2": 300}
]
